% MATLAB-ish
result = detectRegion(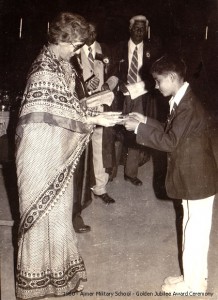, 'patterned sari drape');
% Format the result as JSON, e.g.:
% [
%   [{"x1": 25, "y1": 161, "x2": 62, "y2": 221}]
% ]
[{"x1": 15, "y1": 46, "x2": 96, "y2": 299}]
